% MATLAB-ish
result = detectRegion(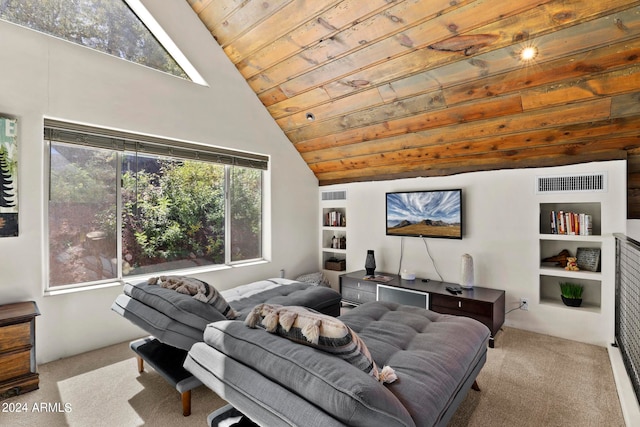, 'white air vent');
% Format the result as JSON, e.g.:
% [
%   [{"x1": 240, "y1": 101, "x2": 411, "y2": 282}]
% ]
[
  {"x1": 536, "y1": 172, "x2": 607, "y2": 193},
  {"x1": 321, "y1": 190, "x2": 347, "y2": 201}
]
